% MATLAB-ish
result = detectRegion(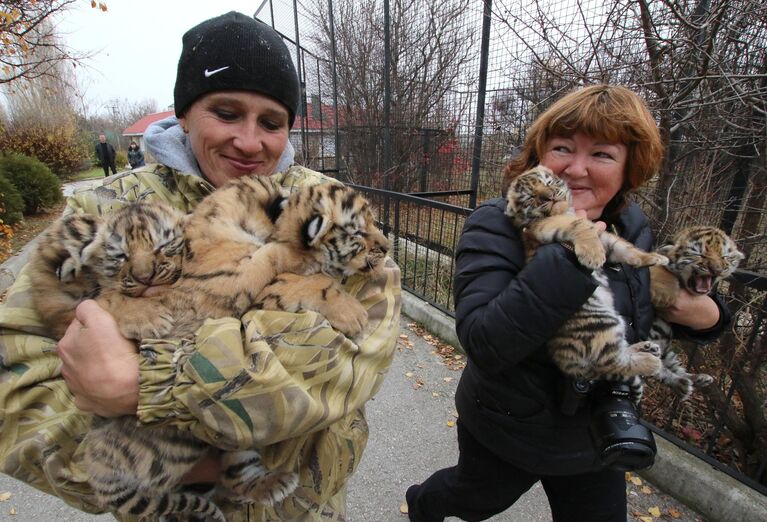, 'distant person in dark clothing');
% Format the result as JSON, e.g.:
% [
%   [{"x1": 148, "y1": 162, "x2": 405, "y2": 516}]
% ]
[
  {"x1": 127, "y1": 141, "x2": 145, "y2": 169},
  {"x1": 95, "y1": 134, "x2": 117, "y2": 176}
]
